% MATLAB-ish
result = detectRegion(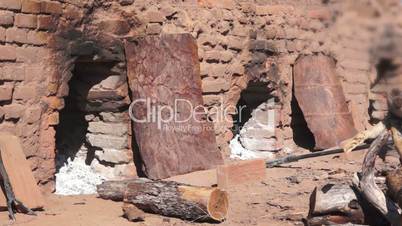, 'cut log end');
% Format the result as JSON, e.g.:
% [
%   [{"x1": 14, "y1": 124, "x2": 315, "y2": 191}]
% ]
[
  {"x1": 207, "y1": 188, "x2": 229, "y2": 221},
  {"x1": 177, "y1": 185, "x2": 229, "y2": 221}
]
